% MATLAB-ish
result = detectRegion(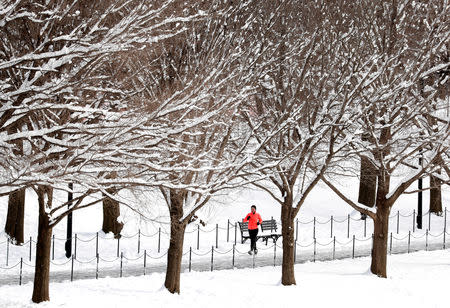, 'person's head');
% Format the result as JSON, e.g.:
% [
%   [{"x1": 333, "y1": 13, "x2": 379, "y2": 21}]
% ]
[{"x1": 251, "y1": 205, "x2": 256, "y2": 213}]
